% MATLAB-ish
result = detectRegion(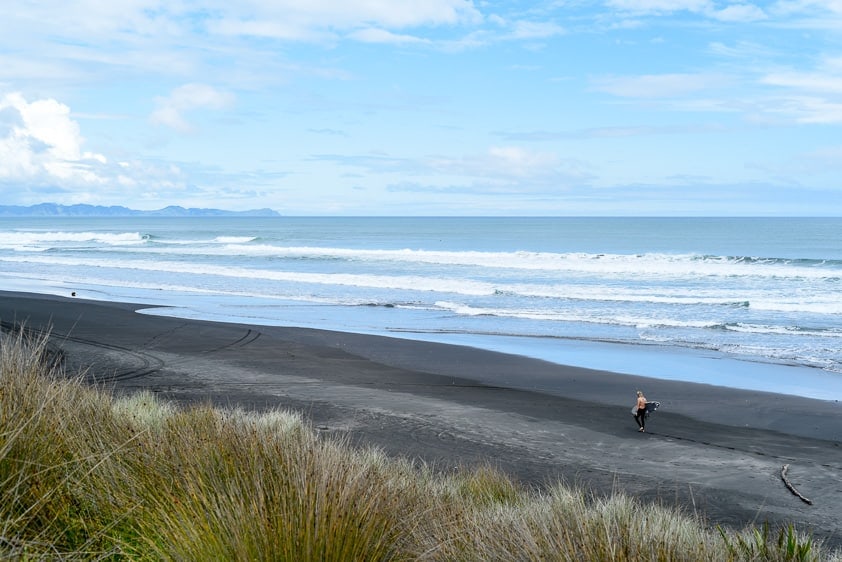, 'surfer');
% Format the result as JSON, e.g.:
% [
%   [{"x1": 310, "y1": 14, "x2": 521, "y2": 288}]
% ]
[{"x1": 634, "y1": 390, "x2": 647, "y2": 432}]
